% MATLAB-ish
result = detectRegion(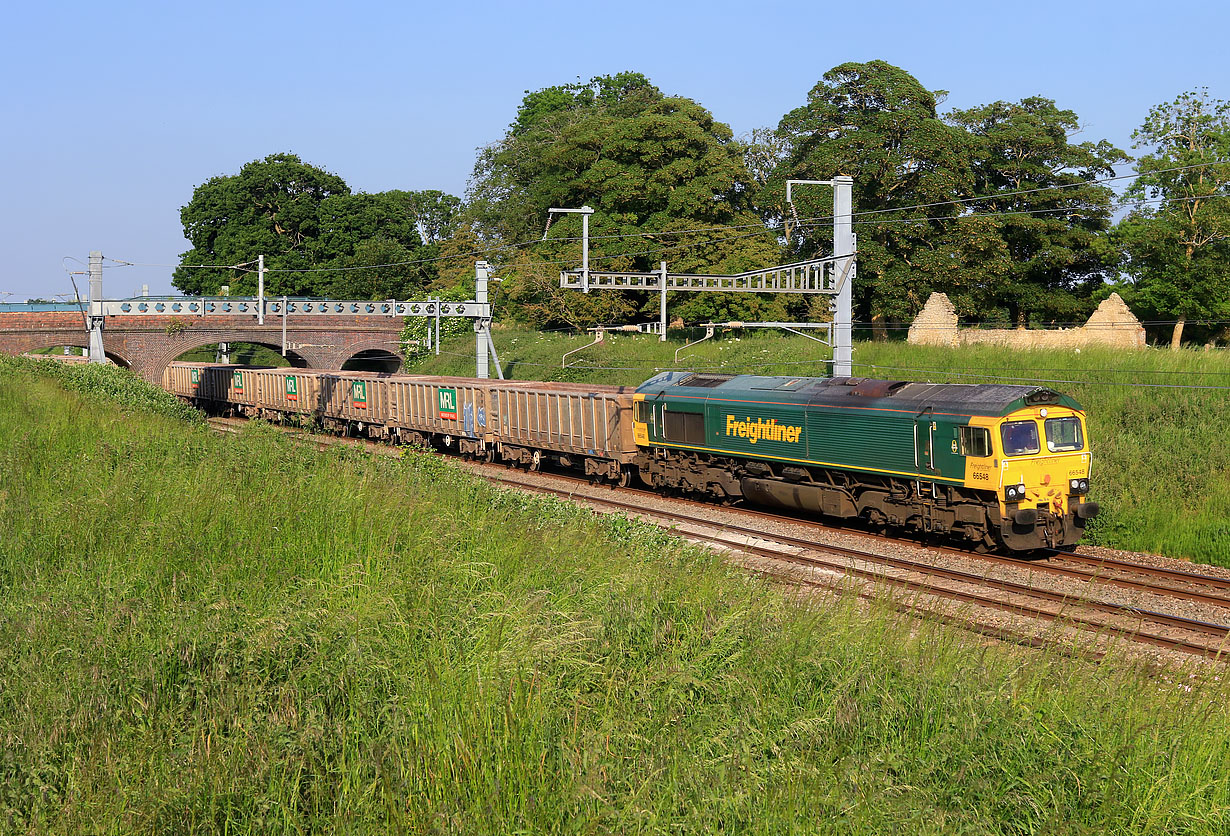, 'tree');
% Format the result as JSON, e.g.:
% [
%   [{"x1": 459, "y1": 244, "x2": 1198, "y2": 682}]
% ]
[
  {"x1": 768, "y1": 61, "x2": 974, "y2": 331},
  {"x1": 945, "y1": 97, "x2": 1127, "y2": 325},
  {"x1": 175, "y1": 153, "x2": 463, "y2": 300},
  {"x1": 175, "y1": 153, "x2": 350, "y2": 295},
  {"x1": 1118, "y1": 90, "x2": 1230, "y2": 348},
  {"x1": 469, "y1": 72, "x2": 780, "y2": 328},
  {"x1": 767, "y1": 63, "x2": 1128, "y2": 332}
]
